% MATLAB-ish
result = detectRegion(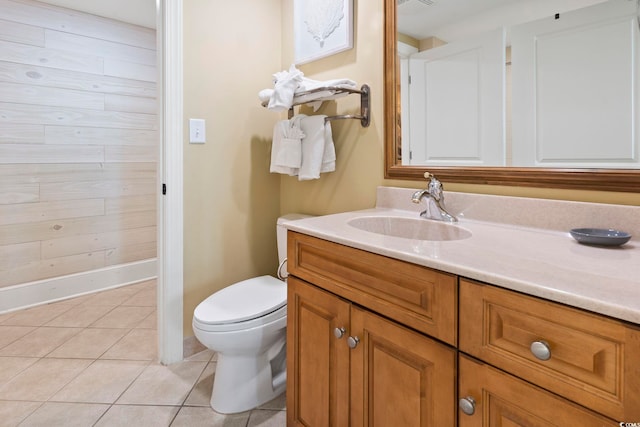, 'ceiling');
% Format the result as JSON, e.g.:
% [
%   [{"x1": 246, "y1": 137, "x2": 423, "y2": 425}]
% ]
[{"x1": 397, "y1": 0, "x2": 610, "y2": 42}]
